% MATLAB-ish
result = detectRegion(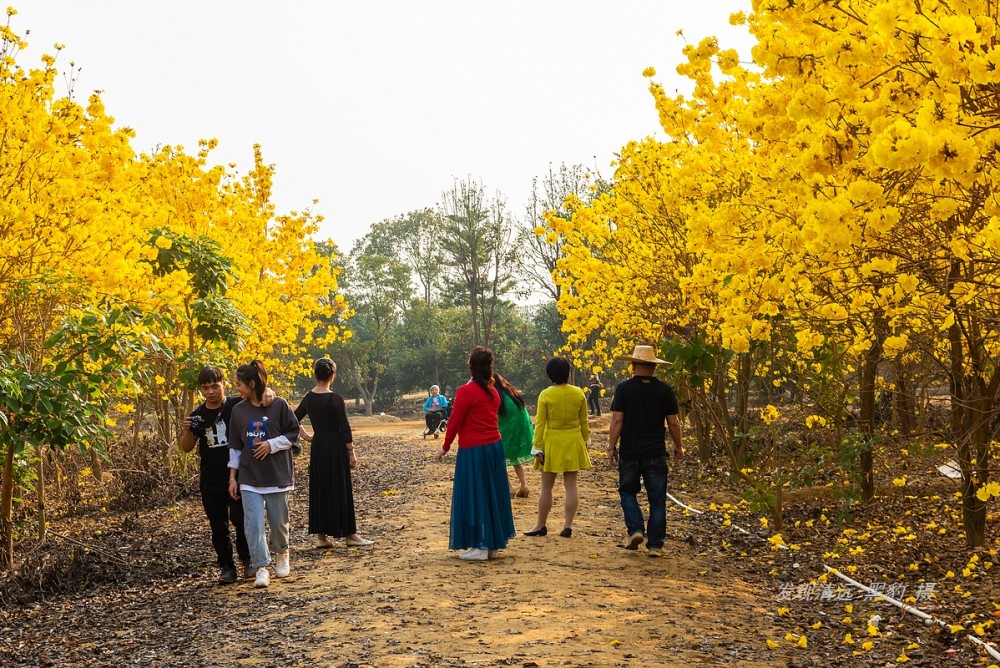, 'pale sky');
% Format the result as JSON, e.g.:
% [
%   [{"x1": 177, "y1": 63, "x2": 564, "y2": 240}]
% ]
[{"x1": 15, "y1": 1, "x2": 755, "y2": 251}]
